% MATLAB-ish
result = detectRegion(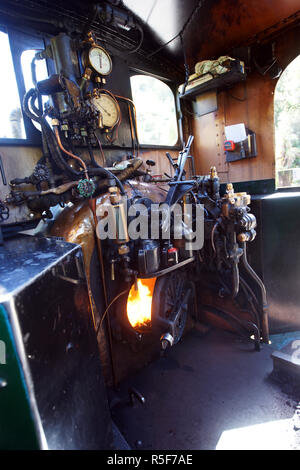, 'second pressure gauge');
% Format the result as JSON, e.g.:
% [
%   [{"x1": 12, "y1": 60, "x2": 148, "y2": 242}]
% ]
[
  {"x1": 92, "y1": 93, "x2": 120, "y2": 129},
  {"x1": 83, "y1": 45, "x2": 112, "y2": 76}
]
